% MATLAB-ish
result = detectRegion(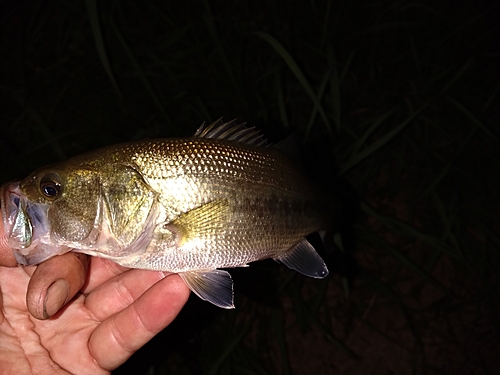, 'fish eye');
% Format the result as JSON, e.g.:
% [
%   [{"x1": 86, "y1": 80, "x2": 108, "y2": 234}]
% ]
[{"x1": 40, "y1": 172, "x2": 62, "y2": 199}]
